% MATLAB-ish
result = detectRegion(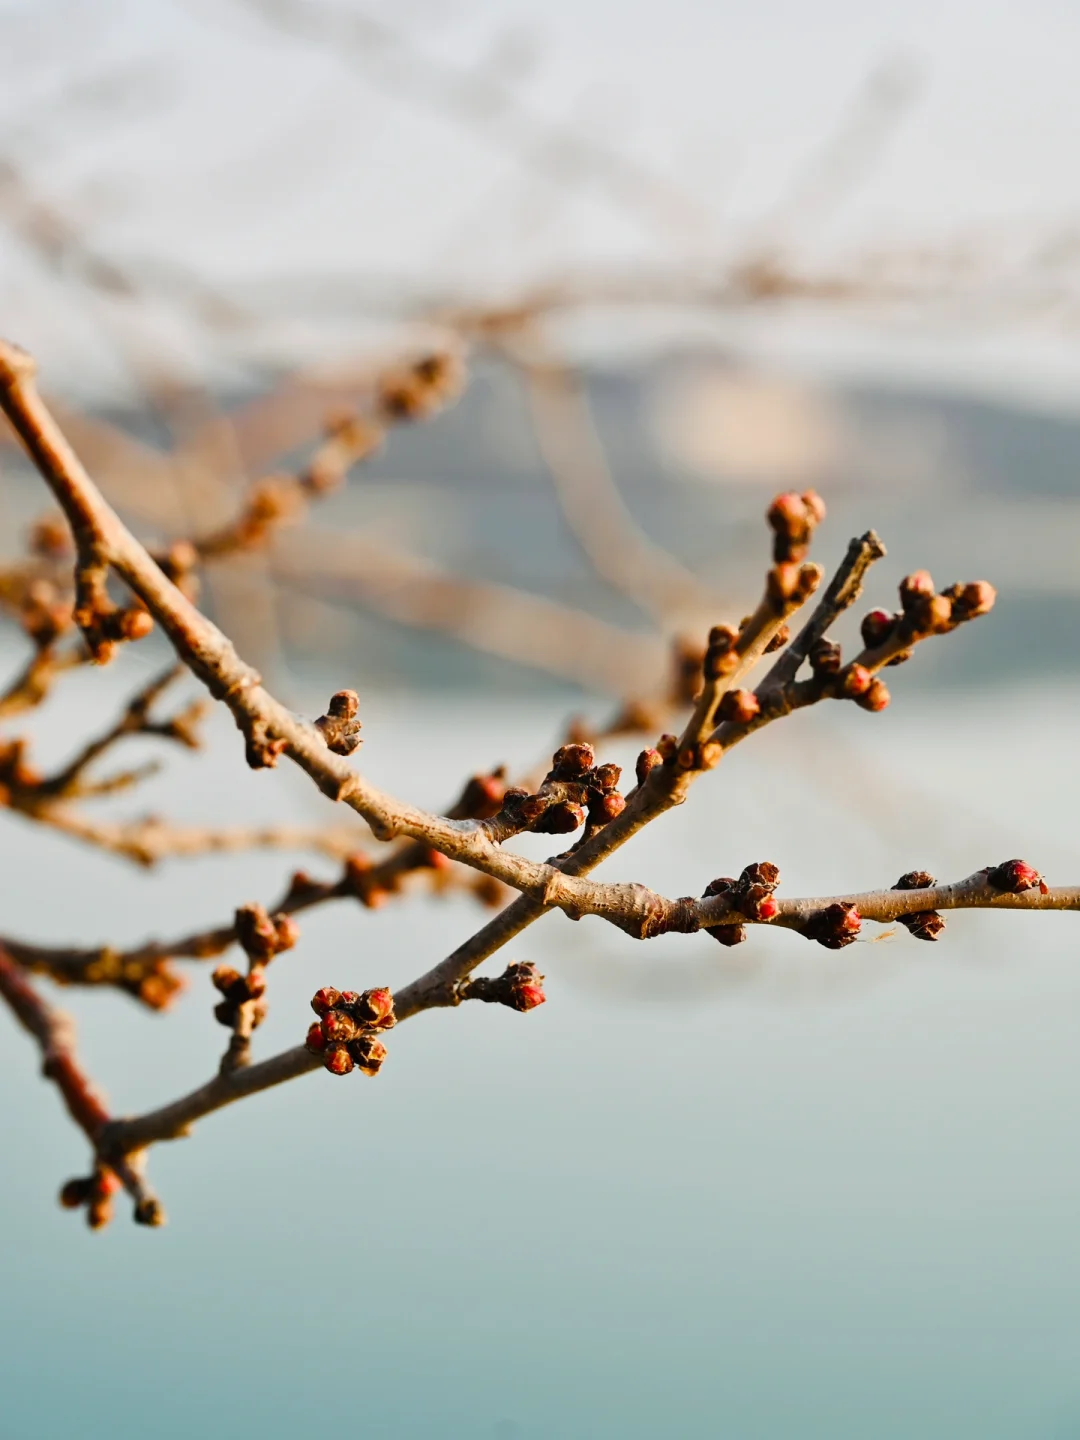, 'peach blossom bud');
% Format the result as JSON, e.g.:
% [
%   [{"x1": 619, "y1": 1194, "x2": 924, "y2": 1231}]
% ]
[
  {"x1": 321, "y1": 1008, "x2": 360, "y2": 1044},
  {"x1": 986, "y1": 859, "x2": 1046, "y2": 894},
  {"x1": 635, "y1": 748, "x2": 663, "y2": 785},
  {"x1": 856, "y1": 678, "x2": 891, "y2": 712},
  {"x1": 305, "y1": 1022, "x2": 328, "y2": 1053},
  {"x1": 840, "y1": 663, "x2": 873, "y2": 698},
  {"x1": 354, "y1": 987, "x2": 396, "y2": 1029},
  {"x1": 860, "y1": 609, "x2": 896, "y2": 650},
  {"x1": 717, "y1": 689, "x2": 760, "y2": 724},
  {"x1": 802, "y1": 902, "x2": 861, "y2": 949},
  {"x1": 899, "y1": 571, "x2": 935, "y2": 609},
  {"x1": 310, "y1": 986, "x2": 342, "y2": 1017},
  {"x1": 323, "y1": 1045, "x2": 355, "y2": 1076}
]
